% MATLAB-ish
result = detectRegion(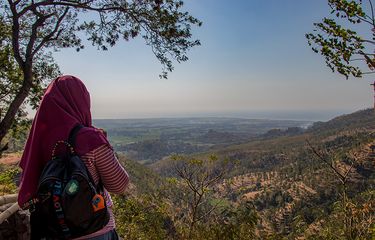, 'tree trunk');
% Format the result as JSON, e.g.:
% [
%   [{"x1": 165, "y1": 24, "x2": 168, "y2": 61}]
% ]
[
  {"x1": 0, "y1": 70, "x2": 32, "y2": 150},
  {"x1": 0, "y1": 194, "x2": 18, "y2": 206},
  {"x1": 0, "y1": 203, "x2": 20, "y2": 224}
]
